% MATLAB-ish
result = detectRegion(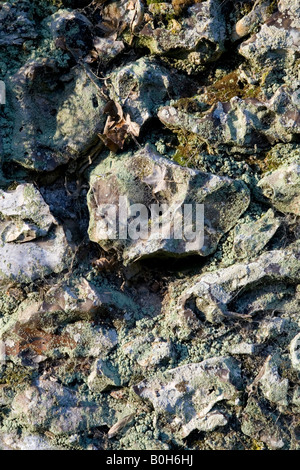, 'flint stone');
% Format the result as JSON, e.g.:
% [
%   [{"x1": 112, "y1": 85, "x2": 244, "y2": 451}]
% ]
[
  {"x1": 138, "y1": 0, "x2": 226, "y2": 73},
  {"x1": 133, "y1": 356, "x2": 242, "y2": 437},
  {"x1": 10, "y1": 379, "x2": 108, "y2": 434},
  {"x1": 179, "y1": 242, "x2": 300, "y2": 324},
  {"x1": 109, "y1": 57, "x2": 195, "y2": 128},
  {"x1": 87, "y1": 145, "x2": 250, "y2": 263},
  {"x1": 233, "y1": 209, "x2": 281, "y2": 258},
  {"x1": 0, "y1": 184, "x2": 70, "y2": 284},
  {"x1": 158, "y1": 86, "x2": 300, "y2": 152},
  {"x1": 258, "y1": 163, "x2": 300, "y2": 215},
  {"x1": 9, "y1": 60, "x2": 106, "y2": 171},
  {"x1": 0, "y1": 1, "x2": 37, "y2": 46}
]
